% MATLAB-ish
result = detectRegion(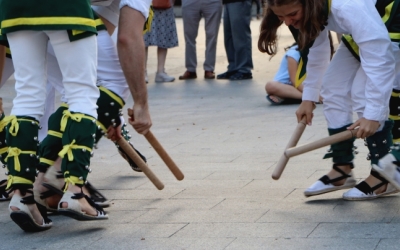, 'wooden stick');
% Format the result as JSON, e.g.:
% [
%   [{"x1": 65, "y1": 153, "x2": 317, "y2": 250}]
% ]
[
  {"x1": 285, "y1": 129, "x2": 358, "y2": 158},
  {"x1": 116, "y1": 138, "x2": 164, "y2": 190},
  {"x1": 272, "y1": 117, "x2": 307, "y2": 180},
  {"x1": 144, "y1": 131, "x2": 184, "y2": 181}
]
